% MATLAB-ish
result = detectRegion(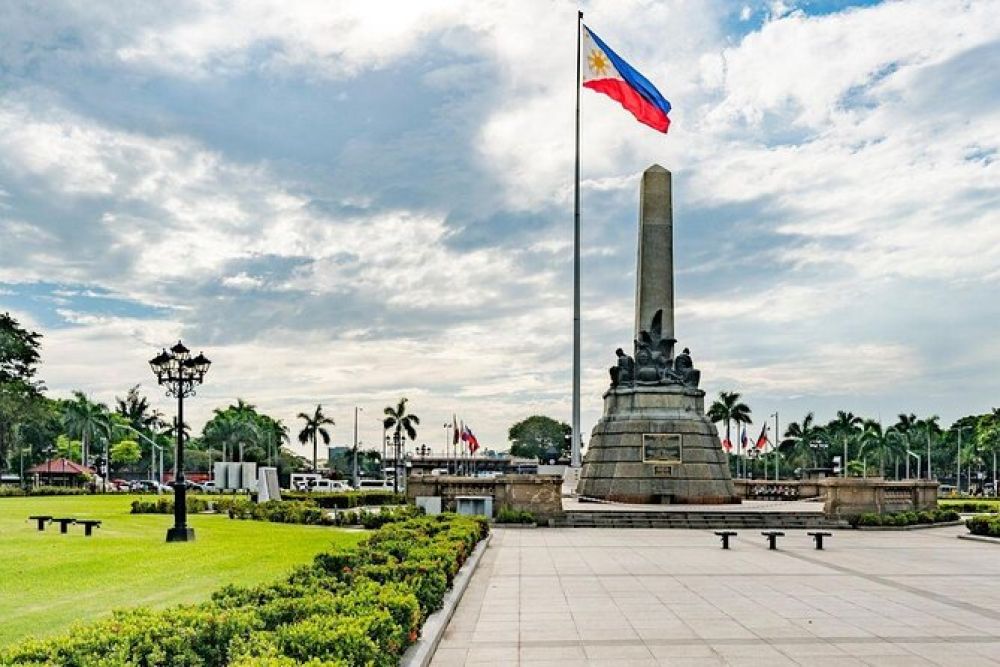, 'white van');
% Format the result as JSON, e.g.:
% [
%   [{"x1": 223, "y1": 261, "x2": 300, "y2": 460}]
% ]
[
  {"x1": 357, "y1": 479, "x2": 395, "y2": 491},
  {"x1": 313, "y1": 479, "x2": 350, "y2": 492}
]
